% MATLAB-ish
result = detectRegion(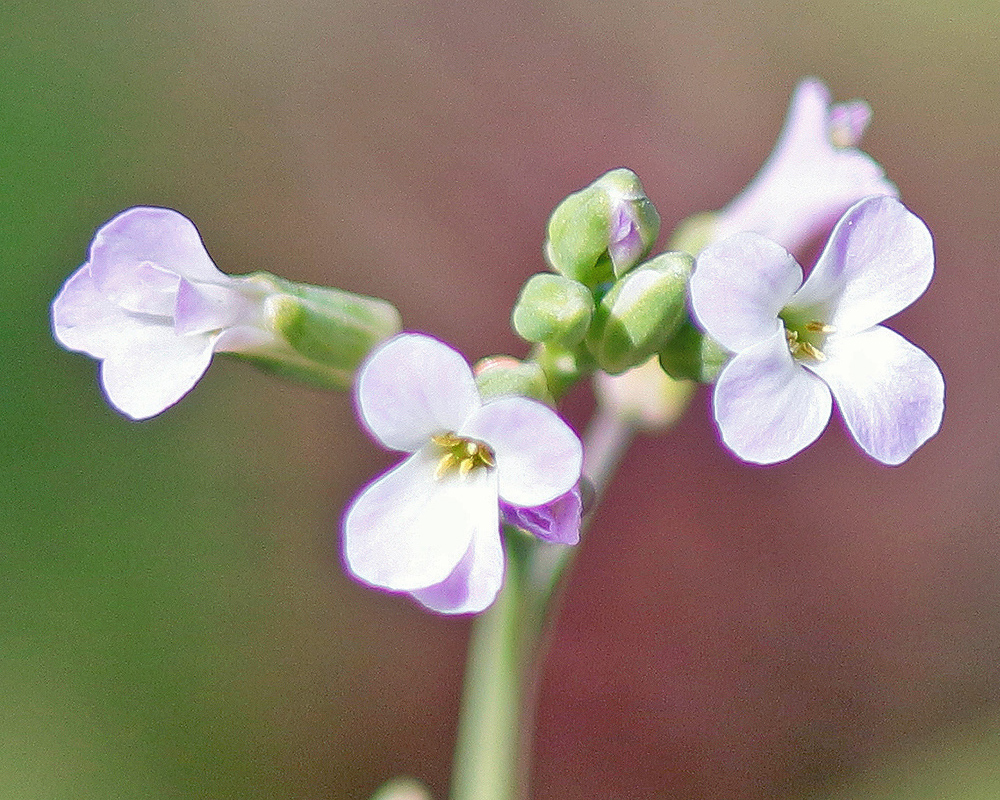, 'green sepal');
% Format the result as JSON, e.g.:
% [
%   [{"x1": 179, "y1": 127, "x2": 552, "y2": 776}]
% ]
[
  {"x1": 474, "y1": 356, "x2": 554, "y2": 405},
  {"x1": 543, "y1": 168, "x2": 660, "y2": 287},
  {"x1": 586, "y1": 251, "x2": 692, "y2": 374},
  {"x1": 511, "y1": 273, "x2": 594, "y2": 346},
  {"x1": 658, "y1": 319, "x2": 729, "y2": 383},
  {"x1": 234, "y1": 272, "x2": 401, "y2": 390},
  {"x1": 532, "y1": 341, "x2": 595, "y2": 401}
]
